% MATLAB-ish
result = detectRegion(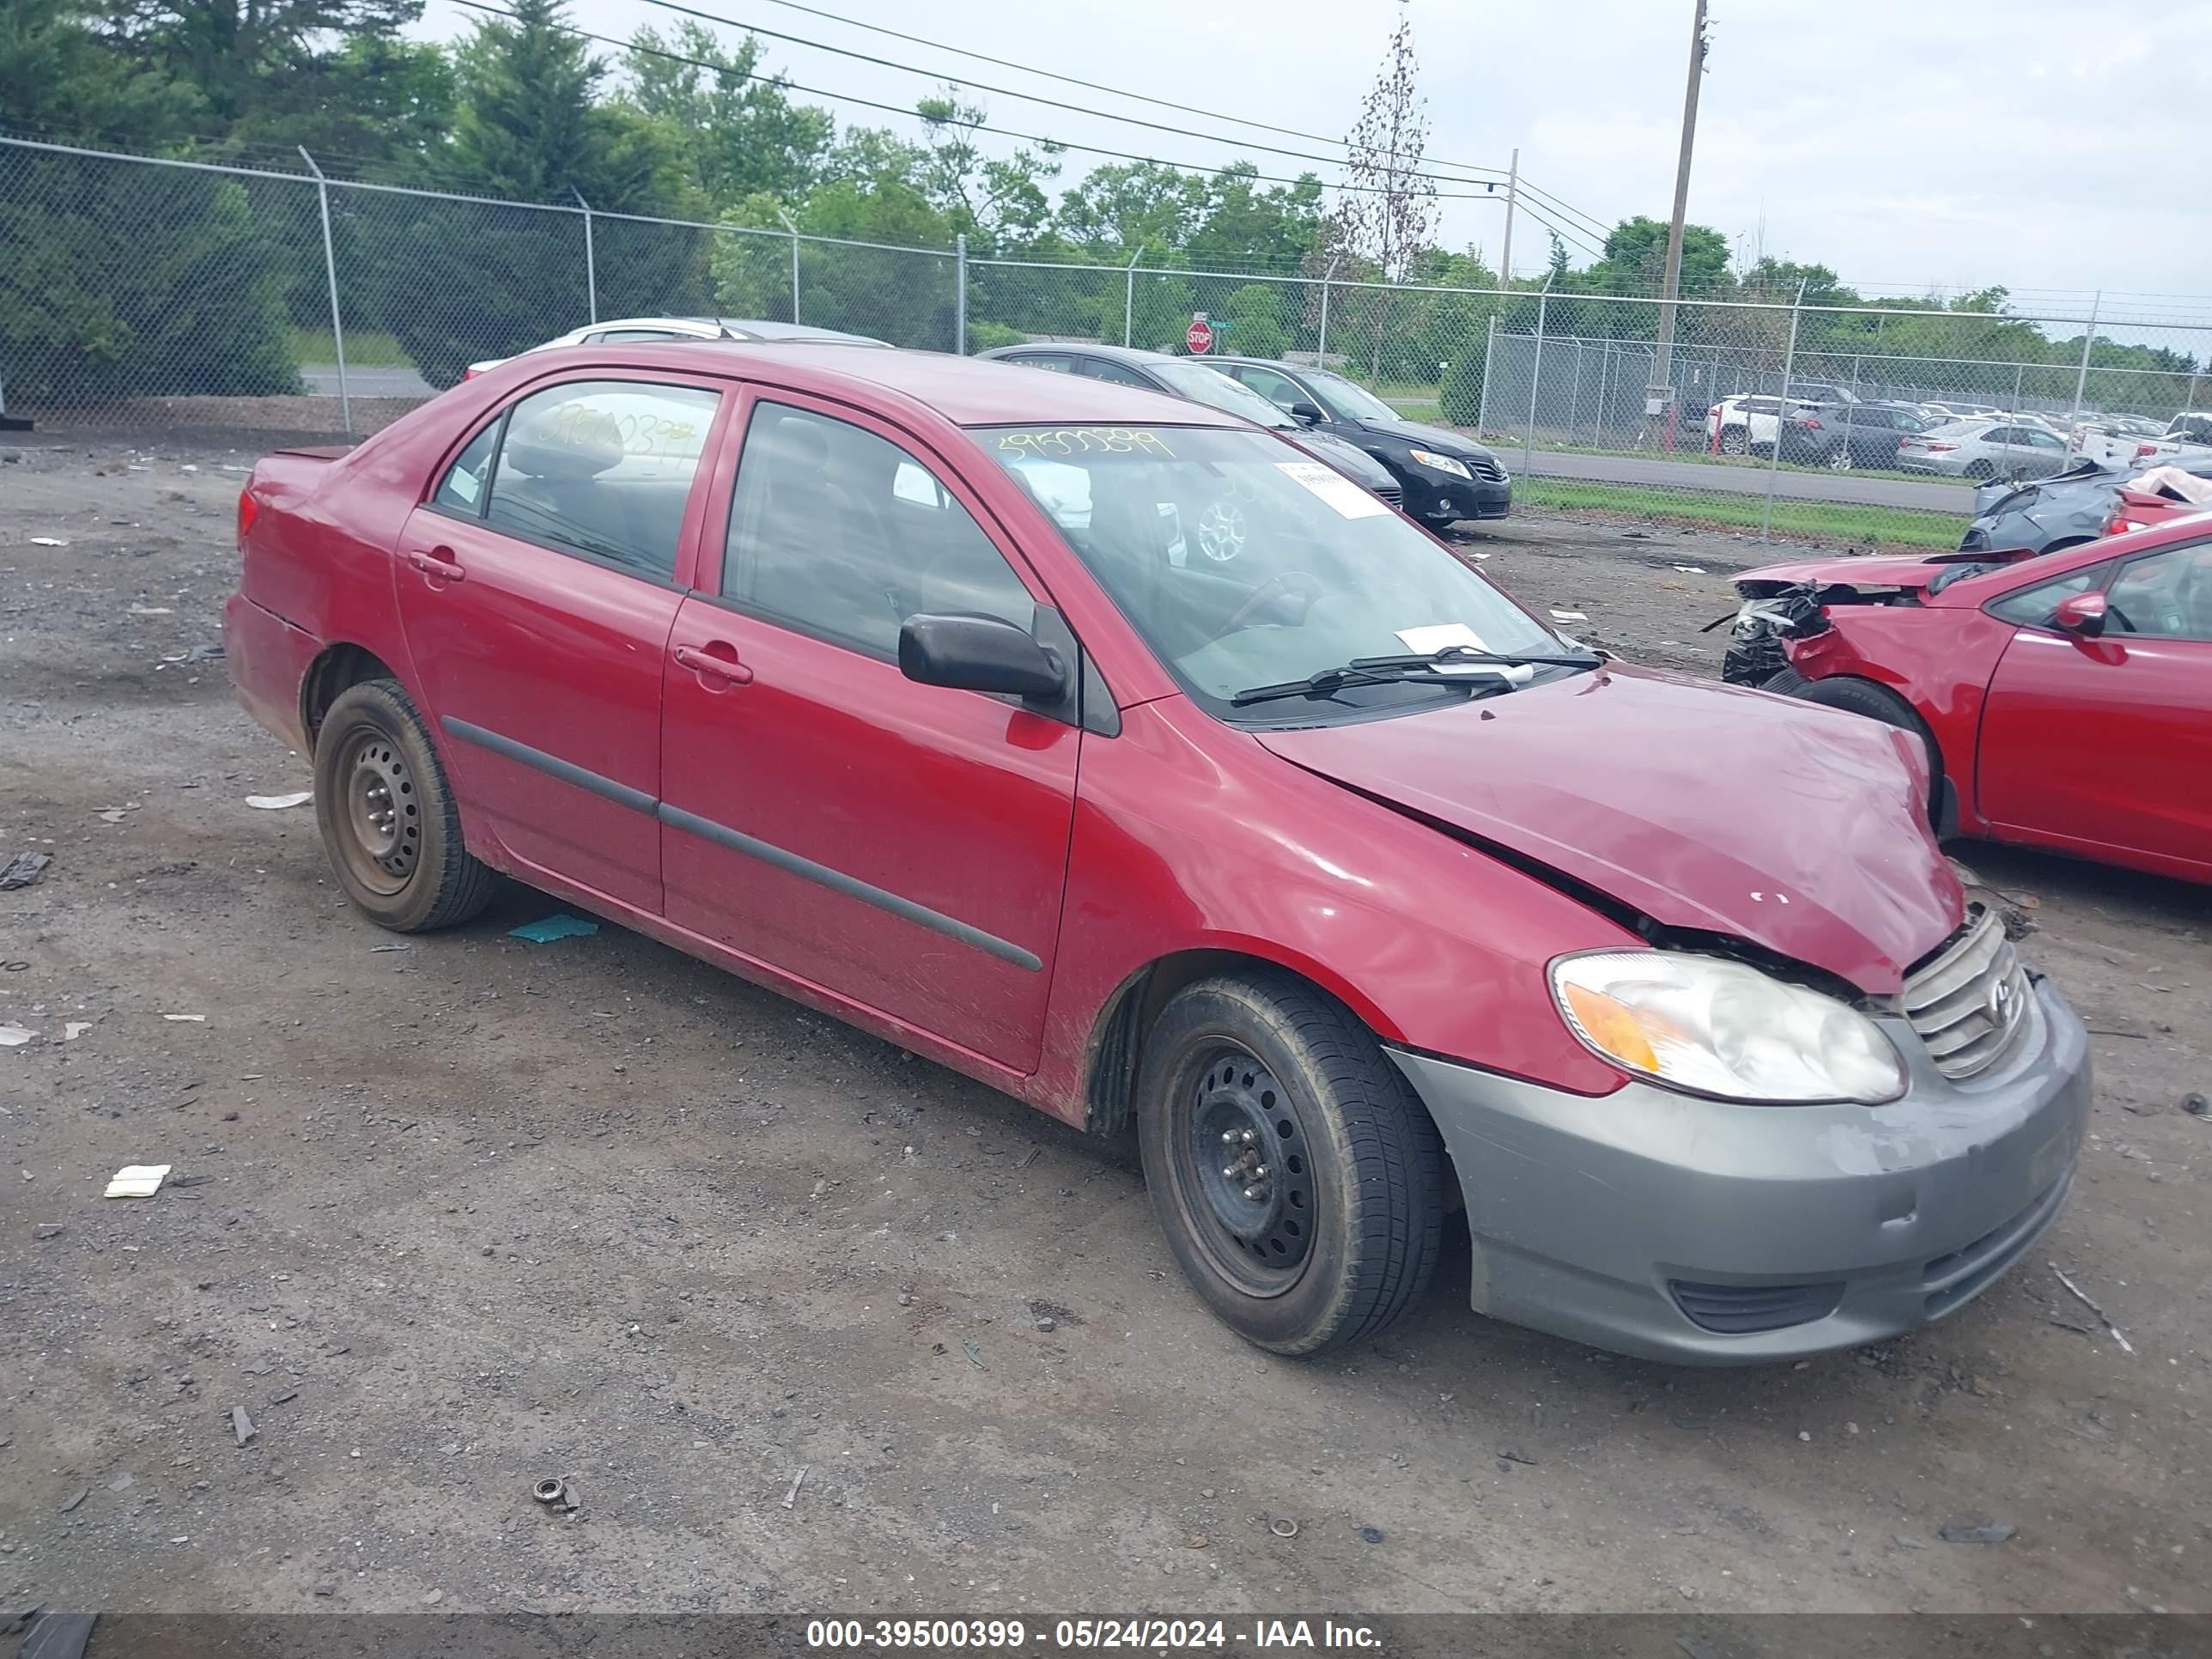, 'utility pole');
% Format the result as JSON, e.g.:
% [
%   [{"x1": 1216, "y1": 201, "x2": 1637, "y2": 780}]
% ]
[
  {"x1": 1650, "y1": 0, "x2": 1708, "y2": 447},
  {"x1": 1497, "y1": 147, "x2": 1519, "y2": 283}
]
